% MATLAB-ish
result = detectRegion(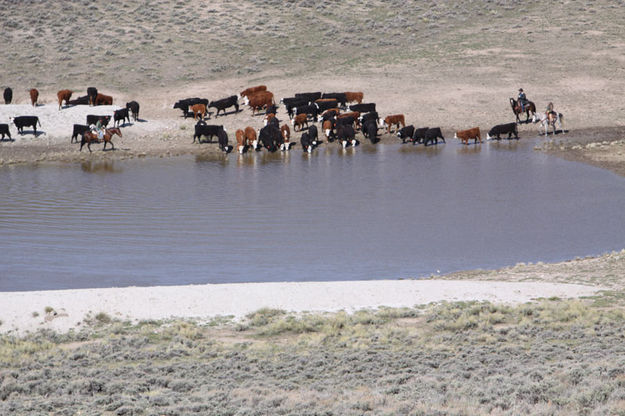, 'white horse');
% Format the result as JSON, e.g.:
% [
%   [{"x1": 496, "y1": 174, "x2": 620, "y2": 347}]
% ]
[{"x1": 532, "y1": 111, "x2": 564, "y2": 137}]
